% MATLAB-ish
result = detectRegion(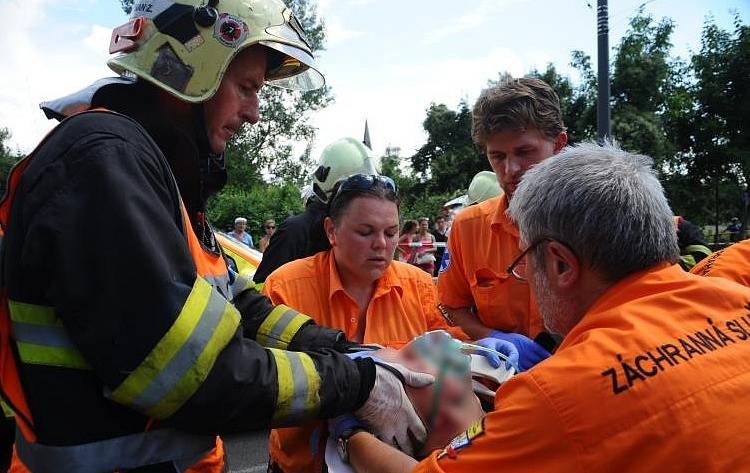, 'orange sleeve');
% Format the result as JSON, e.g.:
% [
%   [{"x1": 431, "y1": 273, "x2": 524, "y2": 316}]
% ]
[
  {"x1": 419, "y1": 274, "x2": 469, "y2": 341},
  {"x1": 412, "y1": 374, "x2": 580, "y2": 473},
  {"x1": 437, "y1": 223, "x2": 474, "y2": 309},
  {"x1": 262, "y1": 269, "x2": 288, "y2": 306}
]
